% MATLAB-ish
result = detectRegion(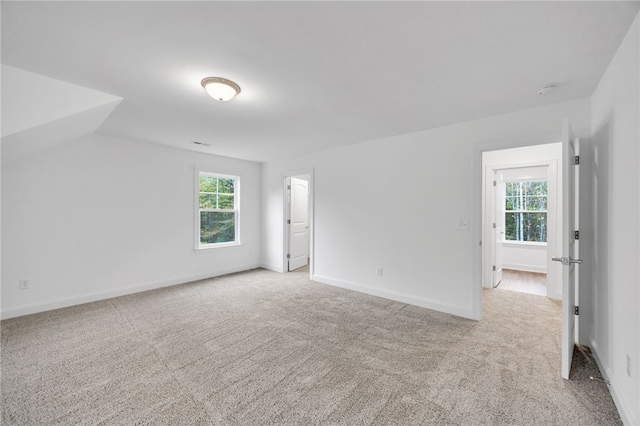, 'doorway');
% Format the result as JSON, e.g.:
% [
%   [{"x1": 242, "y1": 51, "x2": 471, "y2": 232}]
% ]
[
  {"x1": 475, "y1": 120, "x2": 580, "y2": 380},
  {"x1": 482, "y1": 143, "x2": 563, "y2": 300},
  {"x1": 492, "y1": 166, "x2": 551, "y2": 297},
  {"x1": 283, "y1": 173, "x2": 313, "y2": 274}
]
